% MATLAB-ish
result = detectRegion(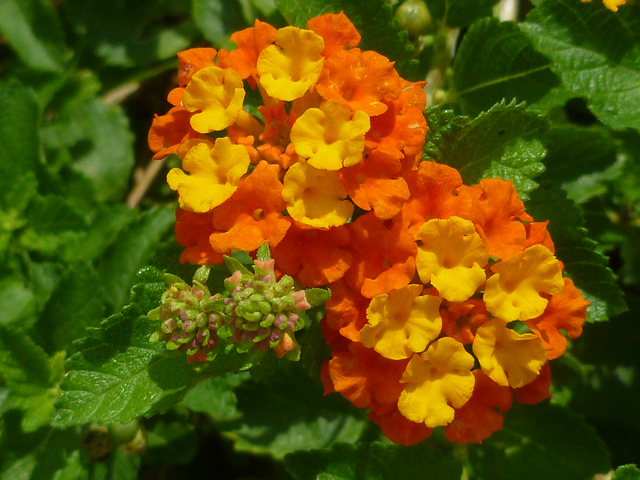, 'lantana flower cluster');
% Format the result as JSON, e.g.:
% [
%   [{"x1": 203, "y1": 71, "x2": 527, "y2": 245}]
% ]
[
  {"x1": 149, "y1": 13, "x2": 589, "y2": 445},
  {"x1": 150, "y1": 256, "x2": 313, "y2": 362}
]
